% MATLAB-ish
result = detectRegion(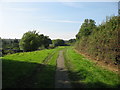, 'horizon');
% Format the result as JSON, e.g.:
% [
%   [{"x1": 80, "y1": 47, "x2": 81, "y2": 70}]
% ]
[{"x1": 0, "y1": 1, "x2": 118, "y2": 40}]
